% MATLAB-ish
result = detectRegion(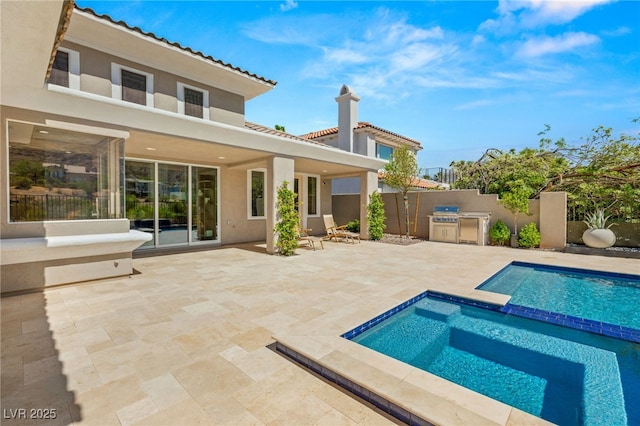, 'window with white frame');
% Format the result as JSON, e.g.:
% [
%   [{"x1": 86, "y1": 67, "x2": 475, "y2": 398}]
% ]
[
  {"x1": 177, "y1": 82, "x2": 209, "y2": 119},
  {"x1": 48, "y1": 47, "x2": 80, "y2": 90},
  {"x1": 111, "y1": 63, "x2": 154, "y2": 107},
  {"x1": 248, "y1": 169, "x2": 266, "y2": 218},
  {"x1": 376, "y1": 143, "x2": 393, "y2": 160}
]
